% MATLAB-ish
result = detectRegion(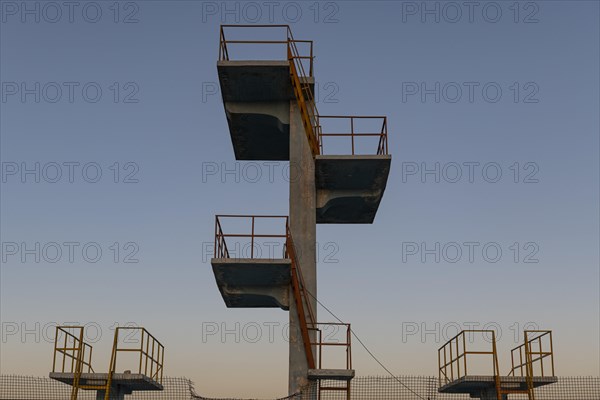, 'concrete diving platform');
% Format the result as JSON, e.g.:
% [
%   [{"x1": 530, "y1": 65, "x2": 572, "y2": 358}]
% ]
[
  {"x1": 439, "y1": 375, "x2": 558, "y2": 396},
  {"x1": 217, "y1": 60, "x2": 314, "y2": 160},
  {"x1": 316, "y1": 155, "x2": 391, "y2": 224},
  {"x1": 308, "y1": 369, "x2": 355, "y2": 381},
  {"x1": 211, "y1": 258, "x2": 291, "y2": 310},
  {"x1": 49, "y1": 372, "x2": 163, "y2": 394}
]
